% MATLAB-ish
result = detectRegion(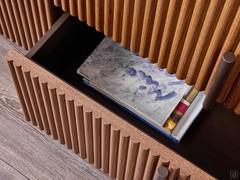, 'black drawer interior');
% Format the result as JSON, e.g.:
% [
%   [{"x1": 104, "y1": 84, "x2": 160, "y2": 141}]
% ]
[{"x1": 28, "y1": 14, "x2": 240, "y2": 179}]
